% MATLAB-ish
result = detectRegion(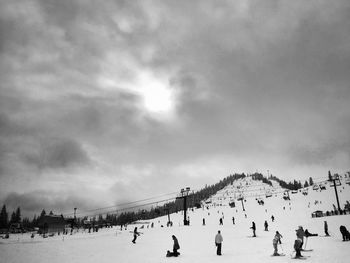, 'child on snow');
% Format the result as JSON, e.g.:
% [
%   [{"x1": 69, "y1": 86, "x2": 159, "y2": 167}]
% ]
[
  {"x1": 272, "y1": 231, "x2": 283, "y2": 256},
  {"x1": 272, "y1": 231, "x2": 282, "y2": 256}
]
